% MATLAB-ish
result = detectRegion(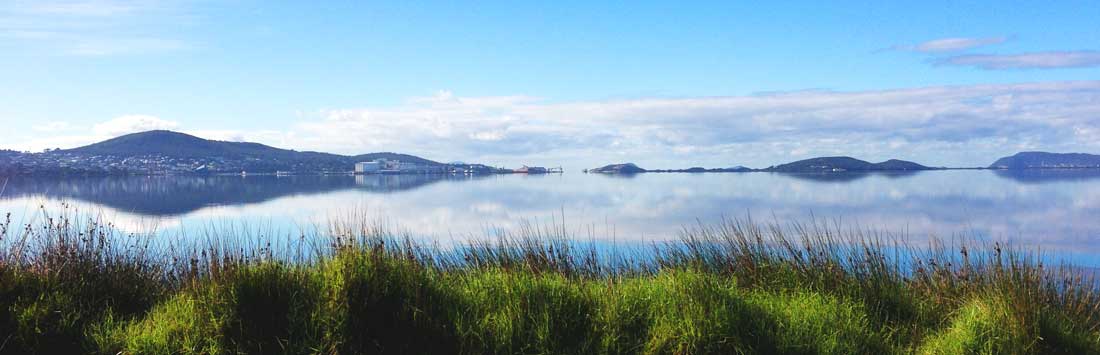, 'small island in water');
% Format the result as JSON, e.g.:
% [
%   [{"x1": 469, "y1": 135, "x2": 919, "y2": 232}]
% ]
[
  {"x1": 990, "y1": 151, "x2": 1100, "y2": 169},
  {"x1": 588, "y1": 152, "x2": 1100, "y2": 174}
]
